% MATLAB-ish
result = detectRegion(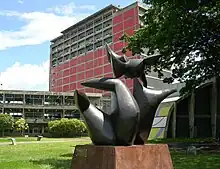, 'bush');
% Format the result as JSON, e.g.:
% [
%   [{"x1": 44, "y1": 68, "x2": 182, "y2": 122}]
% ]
[{"x1": 48, "y1": 118, "x2": 87, "y2": 137}]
